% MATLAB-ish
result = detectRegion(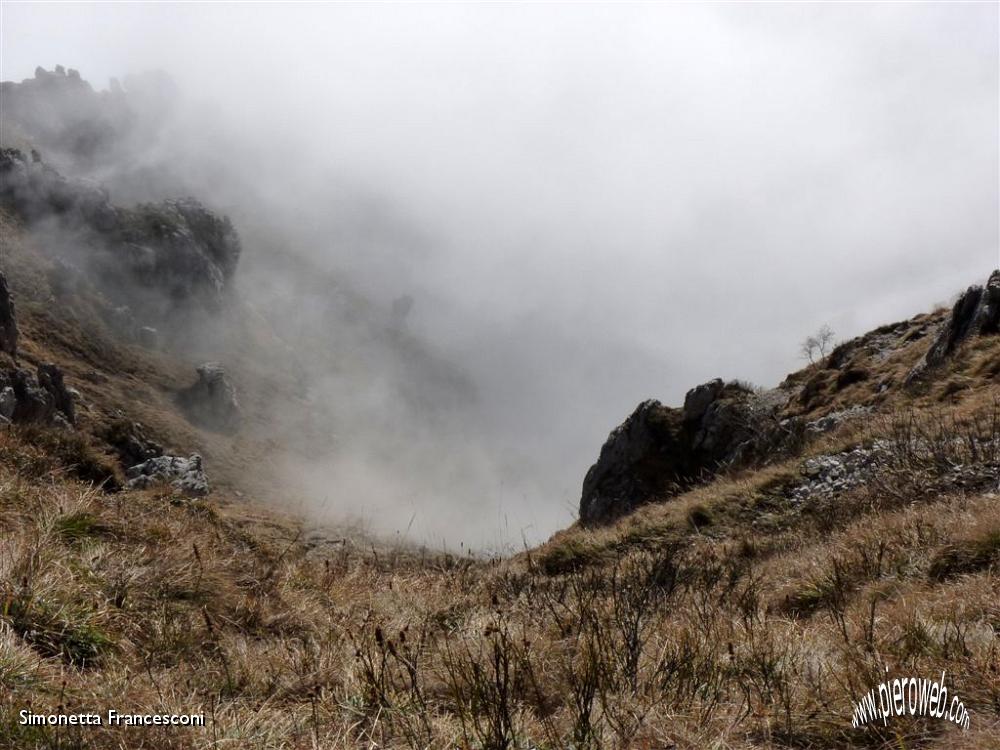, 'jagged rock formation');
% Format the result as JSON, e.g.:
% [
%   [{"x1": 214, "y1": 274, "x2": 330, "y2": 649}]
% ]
[
  {"x1": 177, "y1": 363, "x2": 241, "y2": 432},
  {"x1": 0, "y1": 148, "x2": 241, "y2": 320},
  {"x1": 0, "y1": 147, "x2": 117, "y2": 228},
  {"x1": 36, "y1": 363, "x2": 75, "y2": 425},
  {"x1": 126, "y1": 454, "x2": 209, "y2": 496},
  {"x1": 907, "y1": 269, "x2": 1000, "y2": 383},
  {"x1": 580, "y1": 400, "x2": 689, "y2": 525},
  {"x1": 0, "y1": 363, "x2": 76, "y2": 427},
  {"x1": 0, "y1": 272, "x2": 17, "y2": 358},
  {"x1": 580, "y1": 379, "x2": 804, "y2": 525}
]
